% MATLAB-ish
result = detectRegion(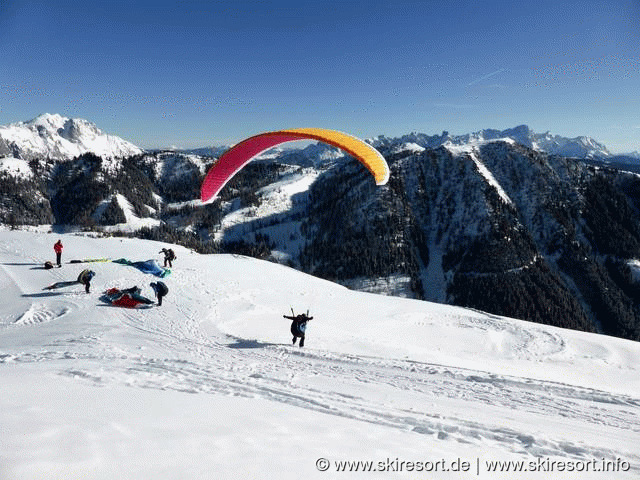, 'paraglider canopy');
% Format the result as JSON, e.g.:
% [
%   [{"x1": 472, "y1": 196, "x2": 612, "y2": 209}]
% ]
[{"x1": 200, "y1": 128, "x2": 390, "y2": 203}]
